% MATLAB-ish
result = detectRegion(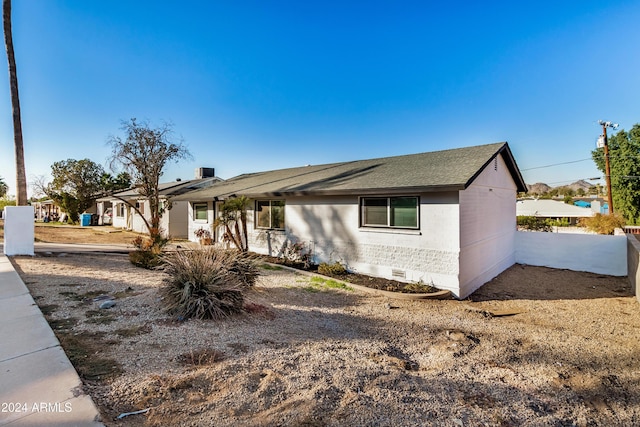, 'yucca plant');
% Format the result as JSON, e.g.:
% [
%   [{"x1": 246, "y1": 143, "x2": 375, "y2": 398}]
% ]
[
  {"x1": 161, "y1": 248, "x2": 246, "y2": 320},
  {"x1": 227, "y1": 252, "x2": 260, "y2": 288}
]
